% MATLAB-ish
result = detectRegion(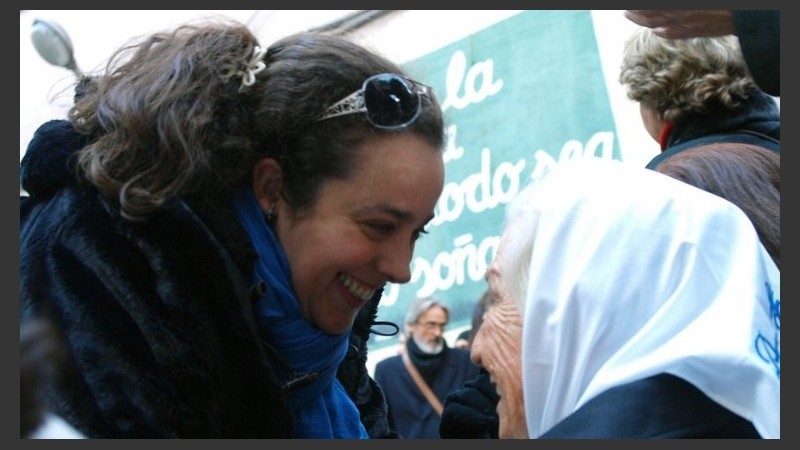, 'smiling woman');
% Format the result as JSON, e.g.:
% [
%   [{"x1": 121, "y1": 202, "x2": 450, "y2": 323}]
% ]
[{"x1": 20, "y1": 17, "x2": 445, "y2": 438}]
